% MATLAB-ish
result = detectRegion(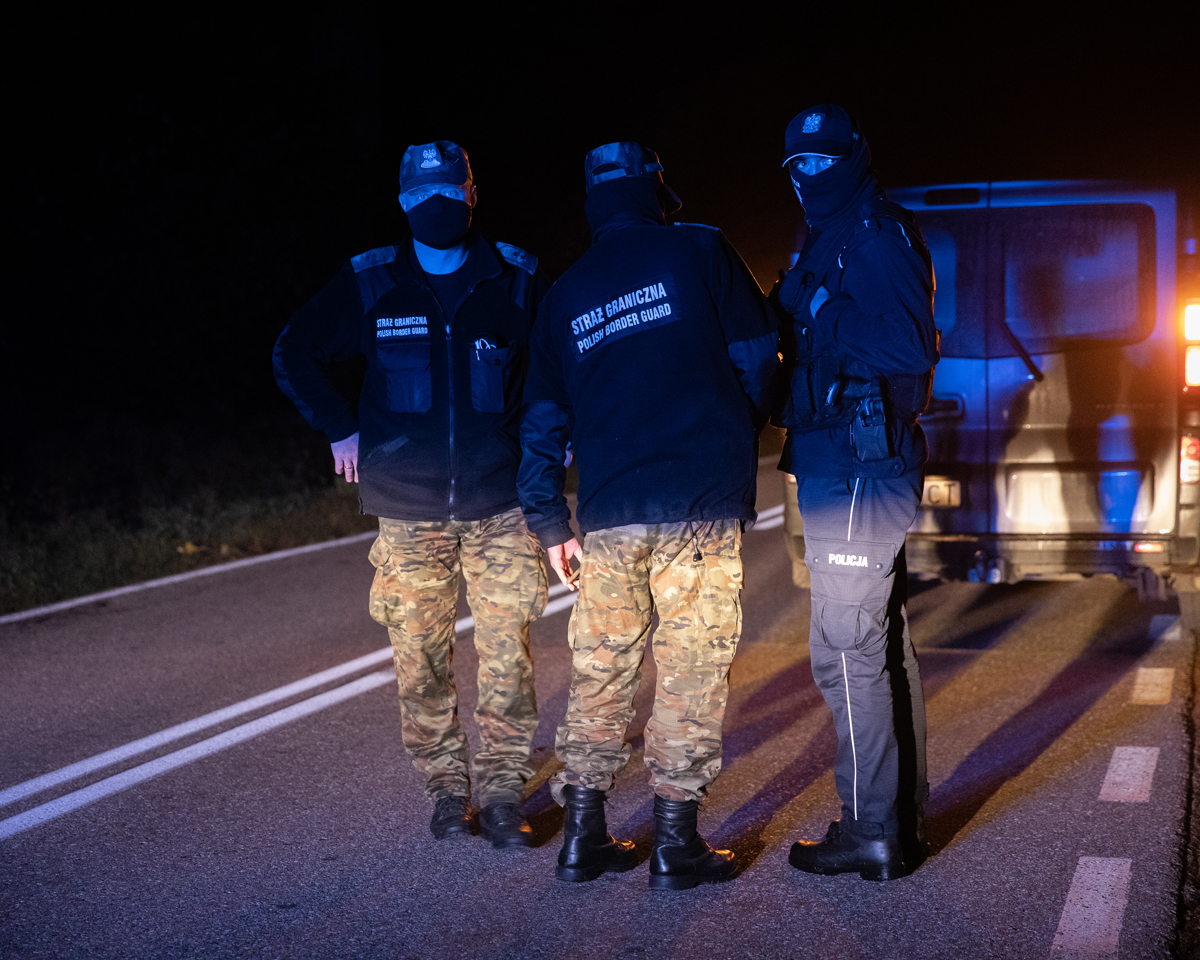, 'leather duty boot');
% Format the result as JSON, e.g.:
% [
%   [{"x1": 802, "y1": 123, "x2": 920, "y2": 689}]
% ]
[
  {"x1": 429, "y1": 795, "x2": 473, "y2": 840},
  {"x1": 648, "y1": 796, "x2": 738, "y2": 891},
  {"x1": 479, "y1": 801, "x2": 533, "y2": 848},
  {"x1": 788, "y1": 819, "x2": 906, "y2": 881},
  {"x1": 555, "y1": 785, "x2": 638, "y2": 882}
]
